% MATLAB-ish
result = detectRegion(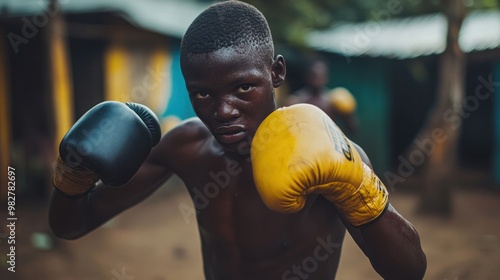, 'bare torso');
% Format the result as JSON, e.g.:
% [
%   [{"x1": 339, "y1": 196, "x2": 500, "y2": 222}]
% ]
[{"x1": 168, "y1": 119, "x2": 346, "y2": 280}]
